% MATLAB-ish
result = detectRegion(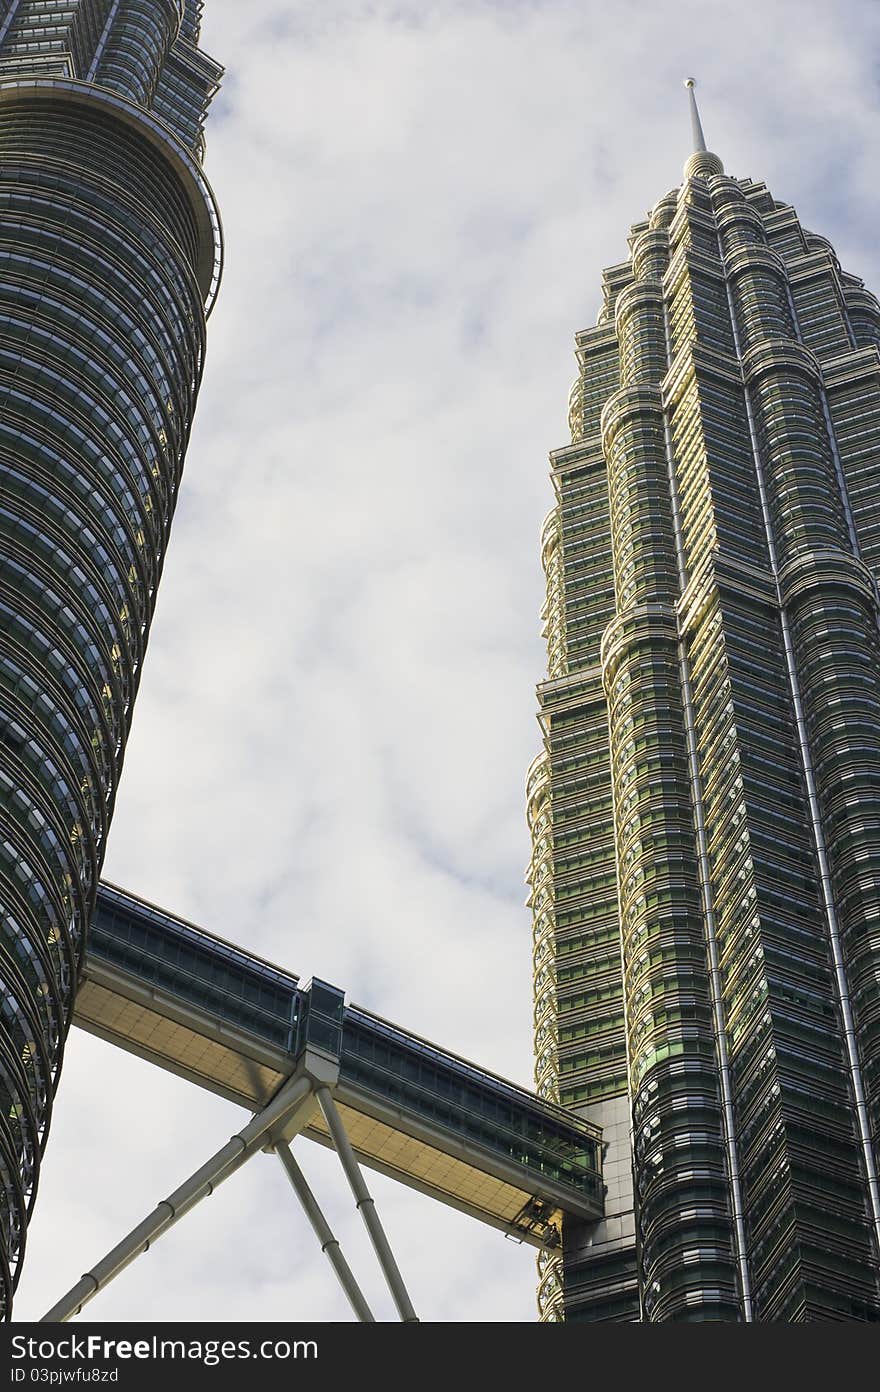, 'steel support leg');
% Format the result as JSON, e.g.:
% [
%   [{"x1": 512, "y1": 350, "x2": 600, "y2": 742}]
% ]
[
  {"x1": 41, "y1": 1074, "x2": 315, "y2": 1322},
  {"x1": 274, "y1": 1141, "x2": 375, "y2": 1322},
  {"x1": 315, "y1": 1086, "x2": 418, "y2": 1323}
]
